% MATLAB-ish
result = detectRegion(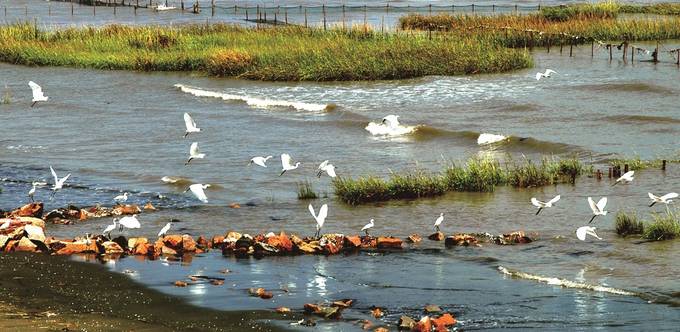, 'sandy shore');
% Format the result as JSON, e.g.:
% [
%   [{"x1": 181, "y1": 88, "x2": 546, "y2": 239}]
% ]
[{"x1": 0, "y1": 253, "x2": 291, "y2": 331}]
